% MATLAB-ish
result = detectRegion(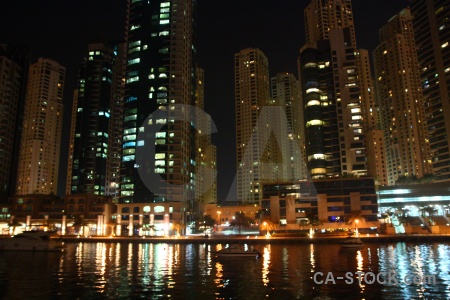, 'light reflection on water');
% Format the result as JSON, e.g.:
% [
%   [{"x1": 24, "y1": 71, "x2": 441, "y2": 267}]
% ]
[{"x1": 0, "y1": 242, "x2": 449, "y2": 299}]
